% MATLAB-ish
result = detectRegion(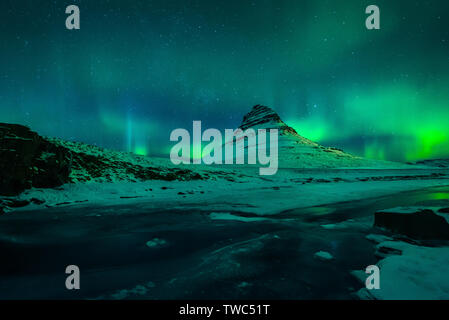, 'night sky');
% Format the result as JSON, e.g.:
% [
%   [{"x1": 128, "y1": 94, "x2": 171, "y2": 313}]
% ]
[{"x1": 1, "y1": 0, "x2": 448, "y2": 162}]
